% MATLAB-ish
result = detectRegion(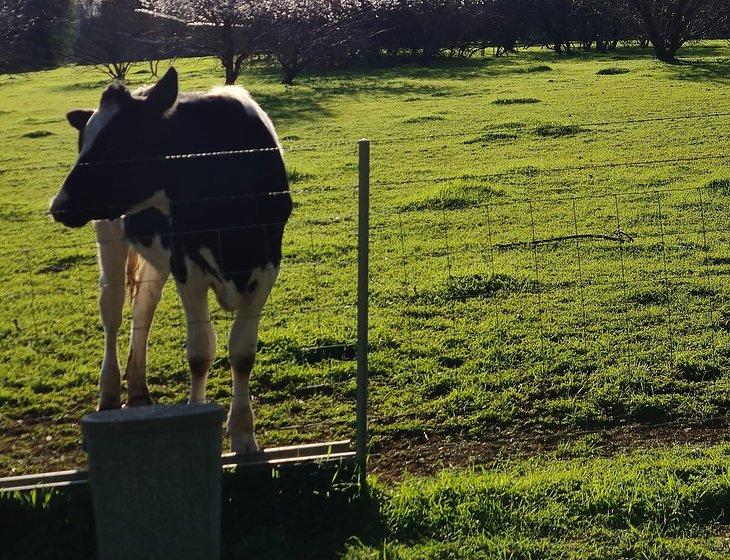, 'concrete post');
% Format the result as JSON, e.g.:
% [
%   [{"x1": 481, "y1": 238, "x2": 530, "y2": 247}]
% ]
[{"x1": 81, "y1": 403, "x2": 225, "y2": 560}]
